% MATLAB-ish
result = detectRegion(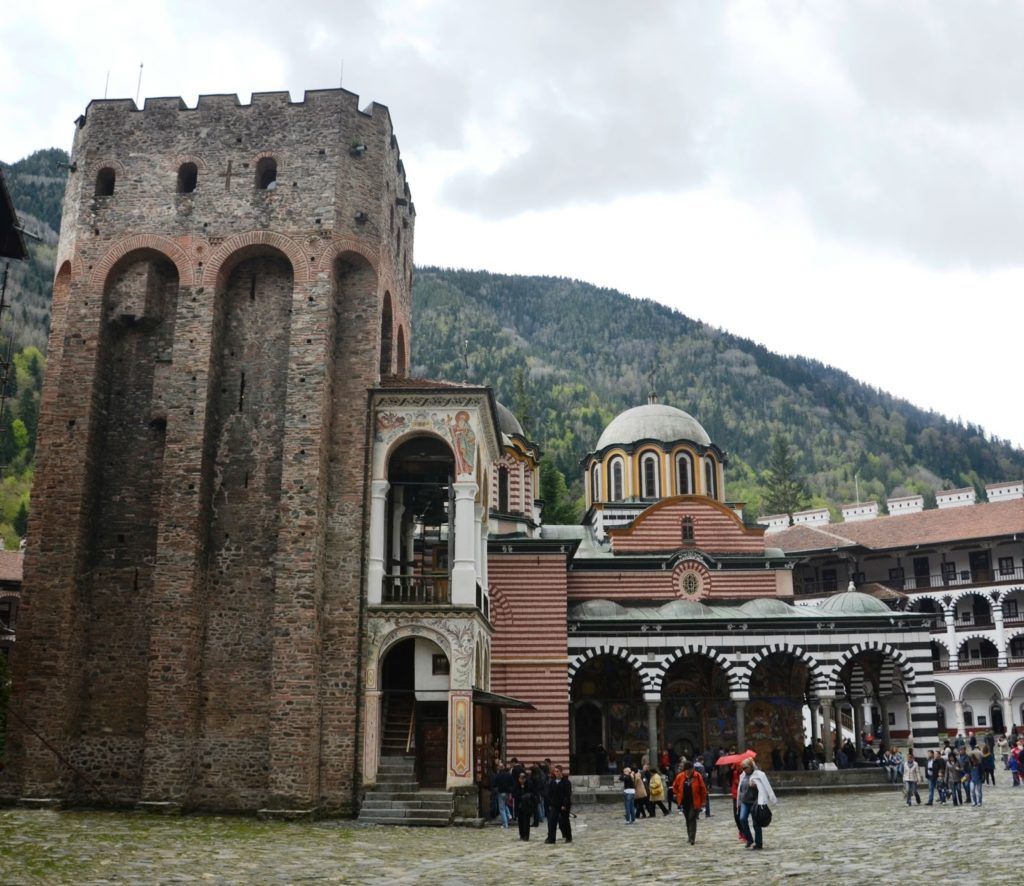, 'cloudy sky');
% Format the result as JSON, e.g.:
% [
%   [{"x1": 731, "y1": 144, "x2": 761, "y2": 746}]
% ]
[{"x1": 3, "y1": 1, "x2": 1022, "y2": 448}]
